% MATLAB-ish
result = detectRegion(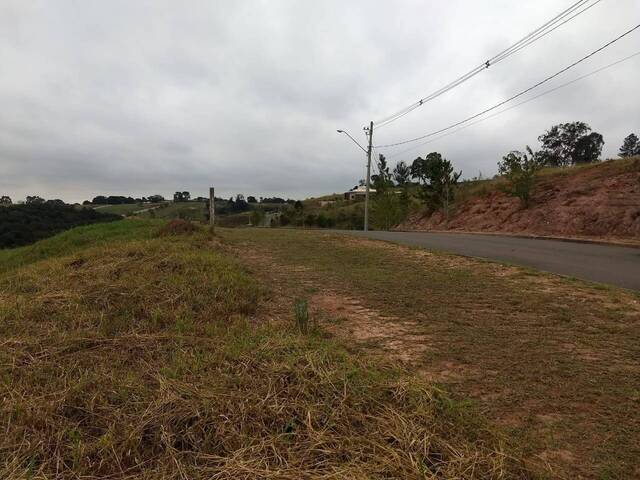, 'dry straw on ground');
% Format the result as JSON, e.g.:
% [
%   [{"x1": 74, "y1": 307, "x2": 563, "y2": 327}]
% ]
[{"x1": 0, "y1": 222, "x2": 530, "y2": 479}]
